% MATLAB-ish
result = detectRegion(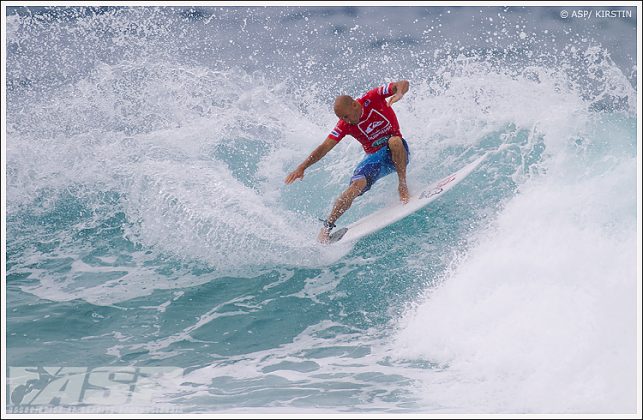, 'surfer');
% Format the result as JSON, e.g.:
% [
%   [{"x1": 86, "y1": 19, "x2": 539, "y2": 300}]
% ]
[{"x1": 284, "y1": 80, "x2": 410, "y2": 243}]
